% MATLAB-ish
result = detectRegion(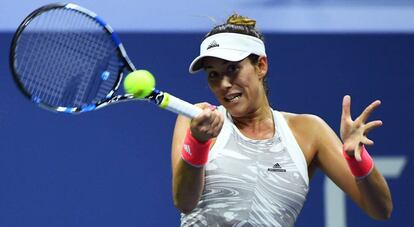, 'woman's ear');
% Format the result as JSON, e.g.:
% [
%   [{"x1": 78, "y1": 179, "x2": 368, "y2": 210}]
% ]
[{"x1": 256, "y1": 56, "x2": 268, "y2": 79}]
